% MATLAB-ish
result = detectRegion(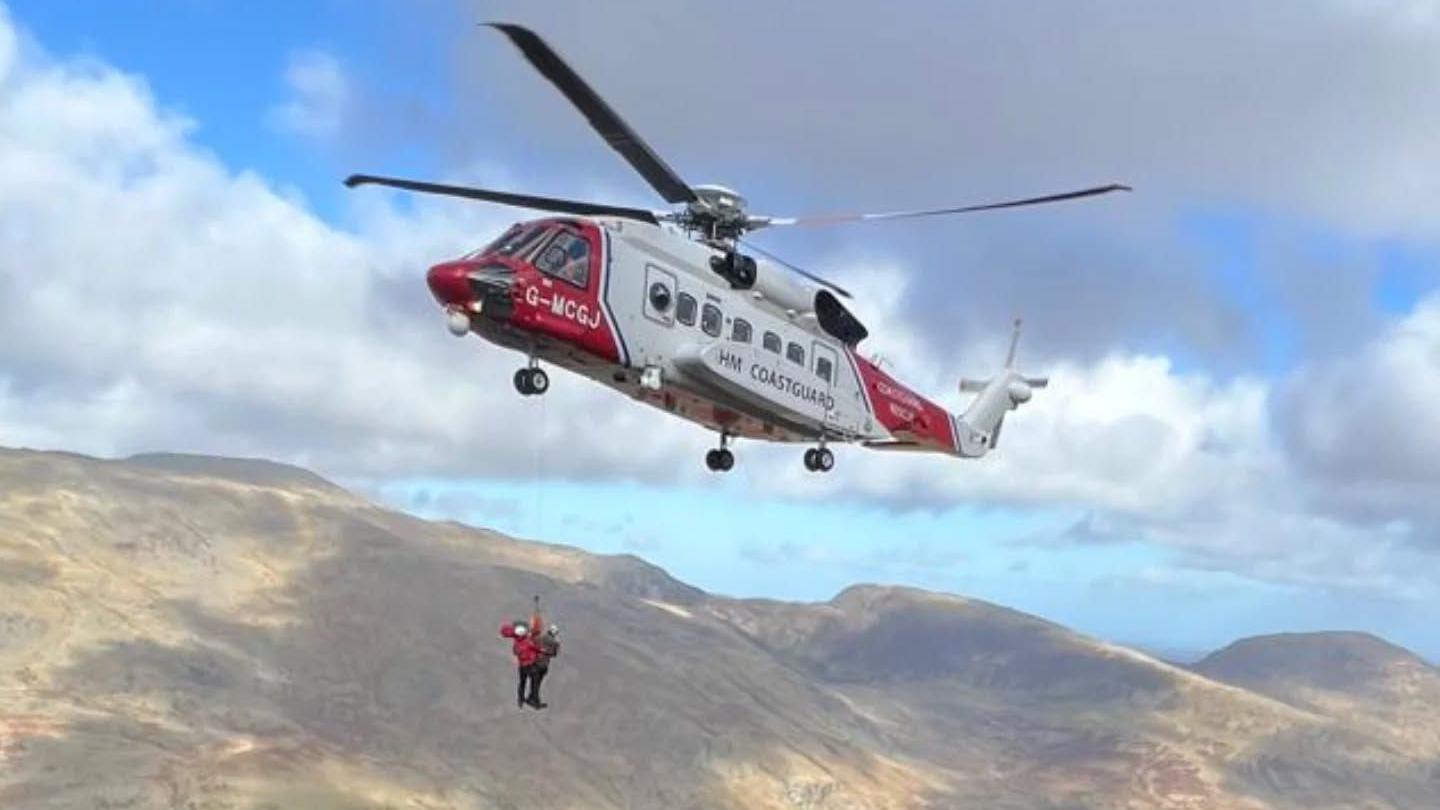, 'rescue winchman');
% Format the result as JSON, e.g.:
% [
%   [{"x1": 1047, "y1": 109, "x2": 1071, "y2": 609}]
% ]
[{"x1": 499, "y1": 596, "x2": 559, "y2": 710}]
